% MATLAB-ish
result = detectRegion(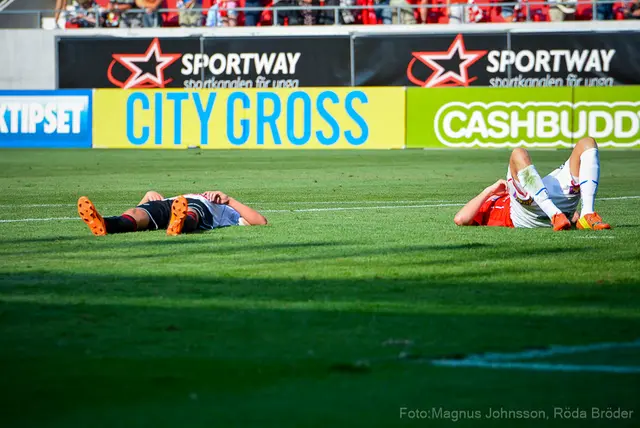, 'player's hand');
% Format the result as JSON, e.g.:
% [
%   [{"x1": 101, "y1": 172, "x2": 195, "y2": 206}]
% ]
[
  {"x1": 486, "y1": 179, "x2": 508, "y2": 197},
  {"x1": 203, "y1": 191, "x2": 229, "y2": 205},
  {"x1": 145, "y1": 191, "x2": 164, "y2": 201}
]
